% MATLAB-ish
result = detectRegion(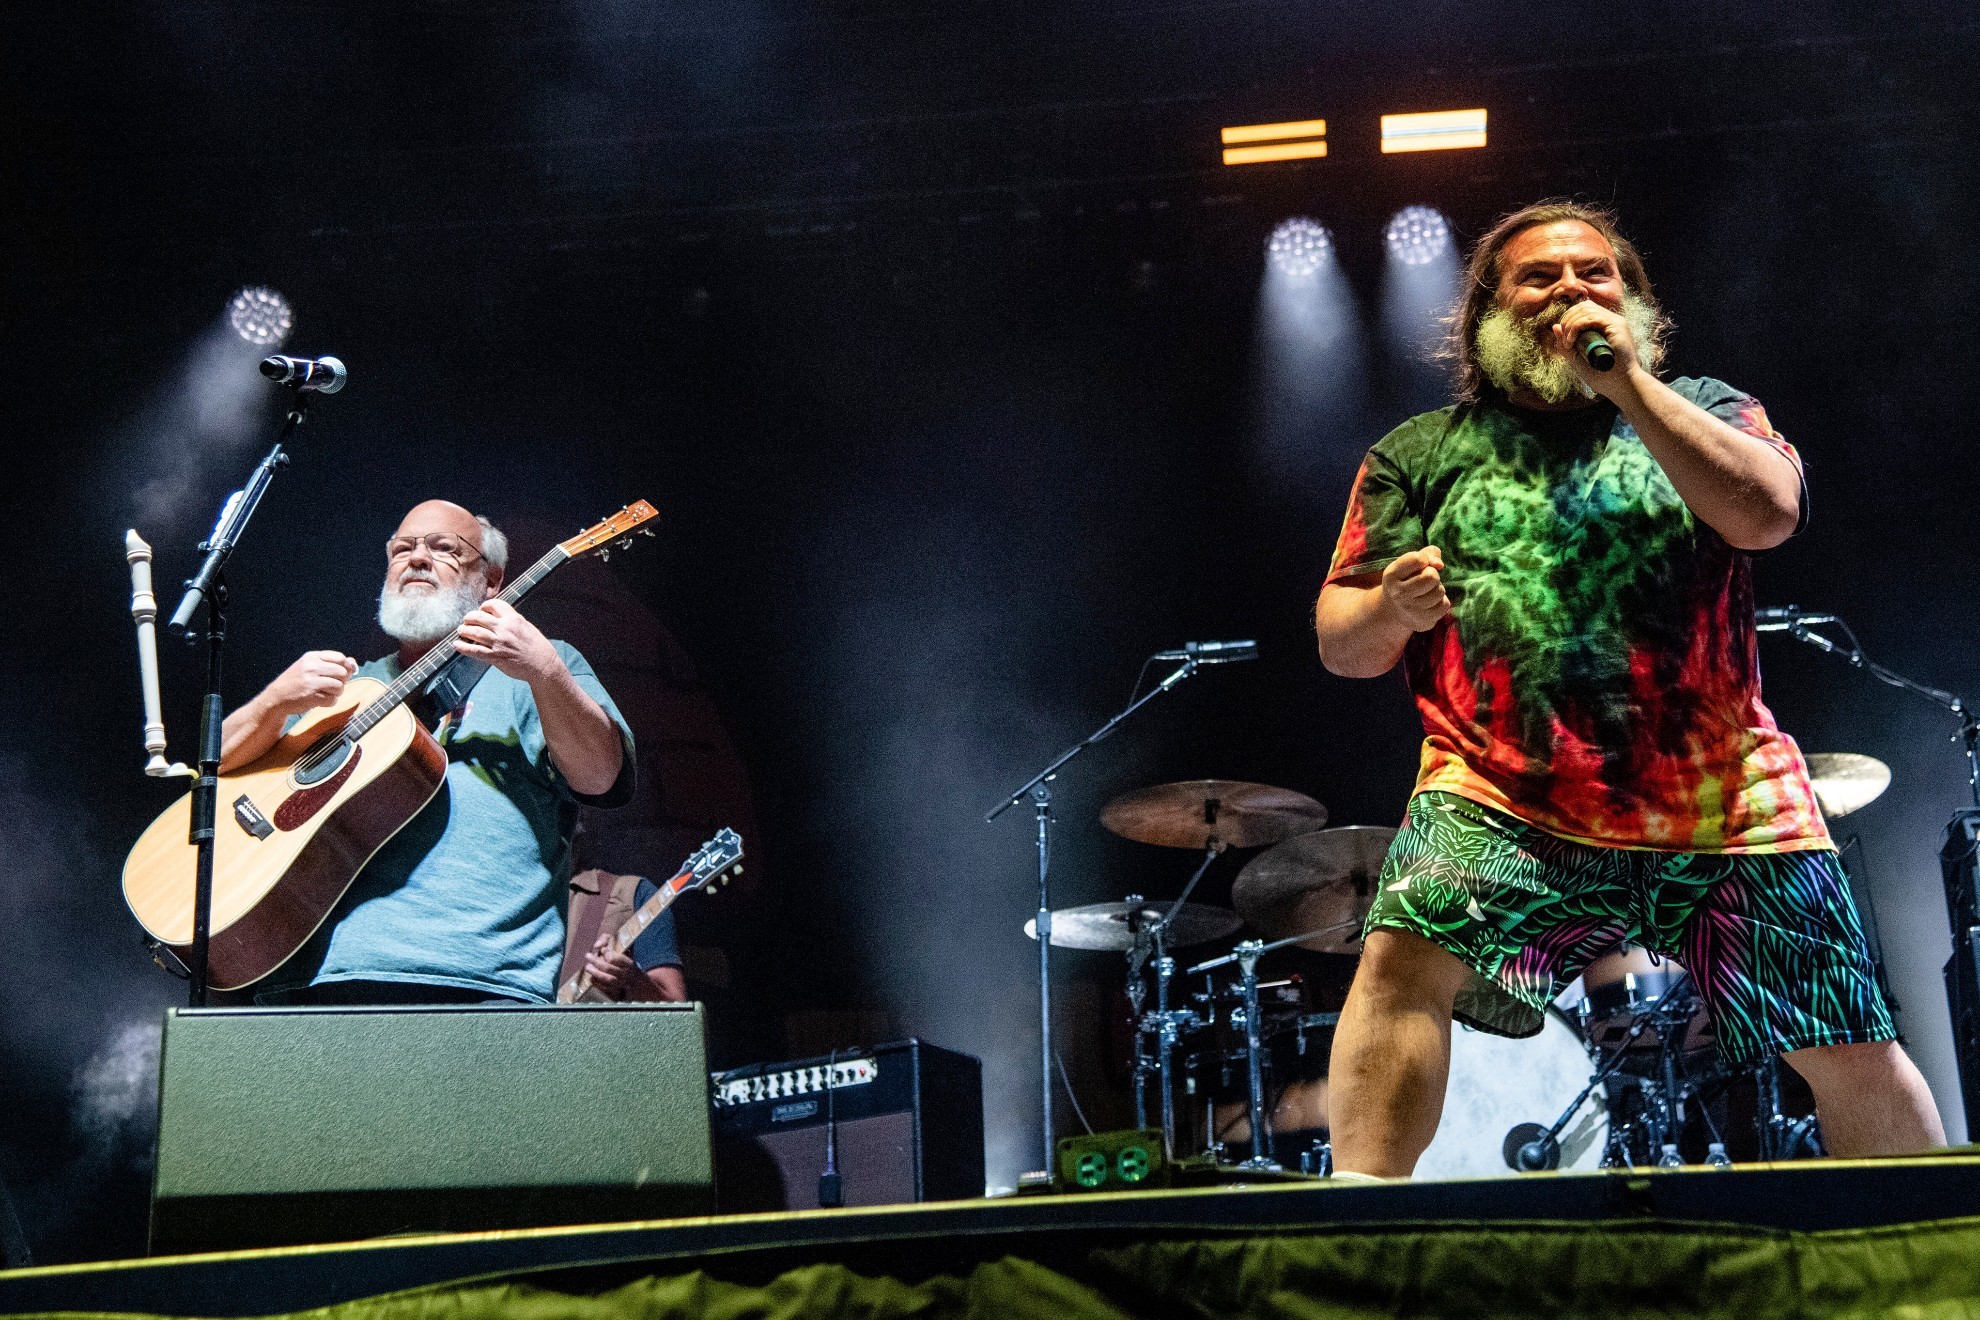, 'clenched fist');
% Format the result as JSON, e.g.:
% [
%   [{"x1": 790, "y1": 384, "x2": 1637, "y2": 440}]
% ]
[
  {"x1": 1382, "y1": 547, "x2": 1451, "y2": 632},
  {"x1": 265, "y1": 650, "x2": 359, "y2": 716}
]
